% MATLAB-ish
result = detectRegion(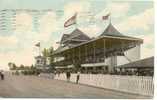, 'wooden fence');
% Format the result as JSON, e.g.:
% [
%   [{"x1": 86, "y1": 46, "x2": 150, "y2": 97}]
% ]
[{"x1": 54, "y1": 74, "x2": 154, "y2": 96}]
